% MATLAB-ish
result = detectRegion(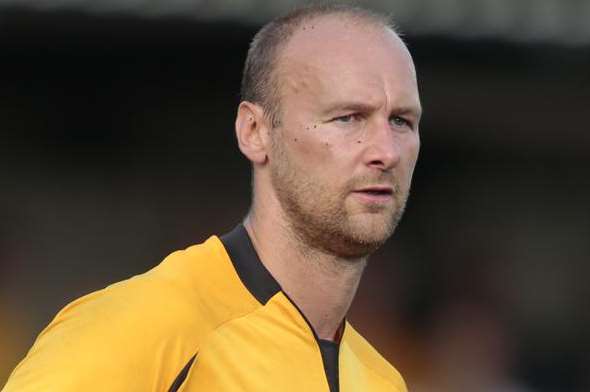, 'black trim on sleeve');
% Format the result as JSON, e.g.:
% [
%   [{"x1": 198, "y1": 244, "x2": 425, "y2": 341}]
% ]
[
  {"x1": 168, "y1": 354, "x2": 197, "y2": 392},
  {"x1": 220, "y1": 224, "x2": 281, "y2": 305}
]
